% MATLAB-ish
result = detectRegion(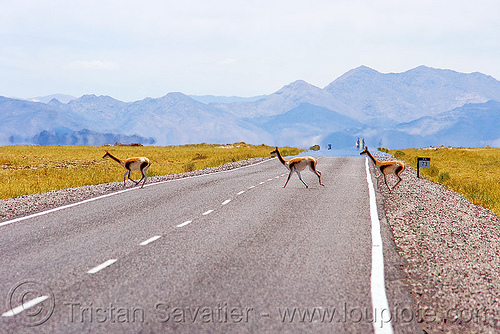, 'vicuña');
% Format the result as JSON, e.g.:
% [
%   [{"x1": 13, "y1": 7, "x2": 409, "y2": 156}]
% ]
[
  {"x1": 360, "y1": 147, "x2": 405, "y2": 191},
  {"x1": 103, "y1": 151, "x2": 151, "y2": 188},
  {"x1": 270, "y1": 147, "x2": 324, "y2": 188}
]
